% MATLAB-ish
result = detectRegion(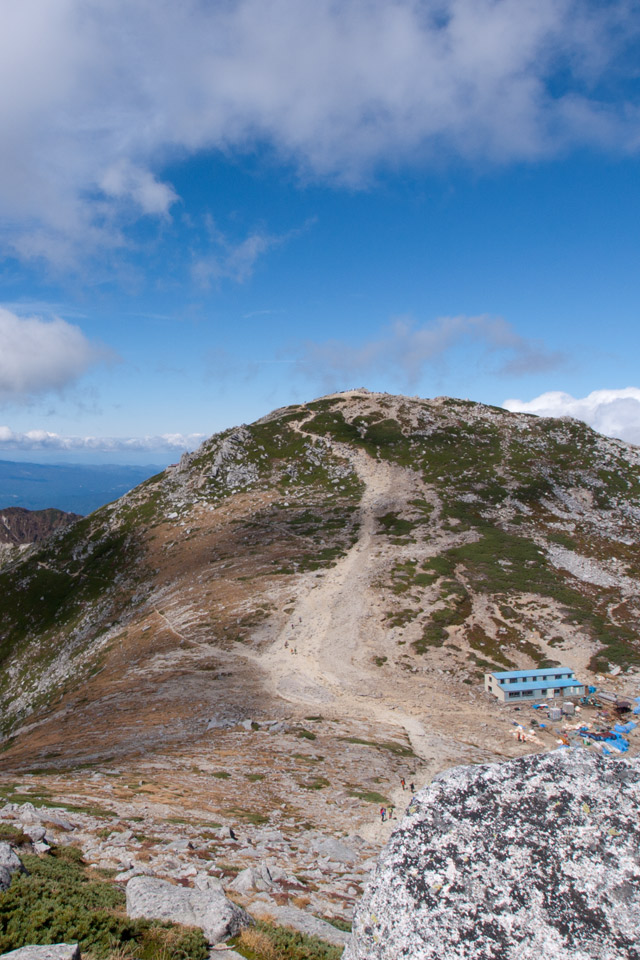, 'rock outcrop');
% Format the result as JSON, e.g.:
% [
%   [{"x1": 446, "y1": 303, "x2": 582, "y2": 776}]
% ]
[
  {"x1": 0, "y1": 843, "x2": 24, "y2": 891},
  {"x1": 125, "y1": 875, "x2": 251, "y2": 944},
  {"x1": 0, "y1": 508, "x2": 80, "y2": 546},
  {"x1": 345, "y1": 749, "x2": 640, "y2": 960}
]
